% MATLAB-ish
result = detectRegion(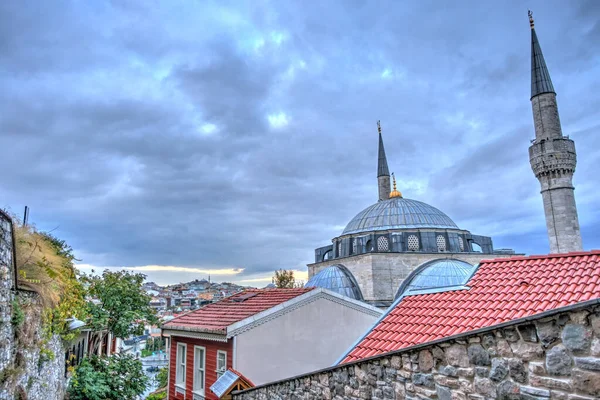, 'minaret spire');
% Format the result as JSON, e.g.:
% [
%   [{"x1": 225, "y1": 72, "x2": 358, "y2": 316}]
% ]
[
  {"x1": 377, "y1": 121, "x2": 391, "y2": 201},
  {"x1": 529, "y1": 11, "x2": 555, "y2": 100},
  {"x1": 528, "y1": 12, "x2": 582, "y2": 253}
]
